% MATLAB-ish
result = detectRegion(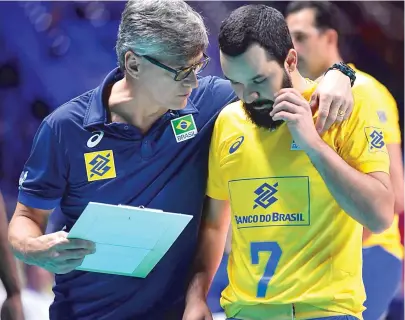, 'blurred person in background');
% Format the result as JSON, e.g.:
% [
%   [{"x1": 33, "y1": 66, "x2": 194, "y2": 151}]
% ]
[
  {"x1": 286, "y1": 2, "x2": 404, "y2": 320},
  {"x1": 186, "y1": 4, "x2": 394, "y2": 320},
  {"x1": 0, "y1": 191, "x2": 24, "y2": 320},
  {"x1": 8, "y1": 0, "x2": 355, "y2": 319}
]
